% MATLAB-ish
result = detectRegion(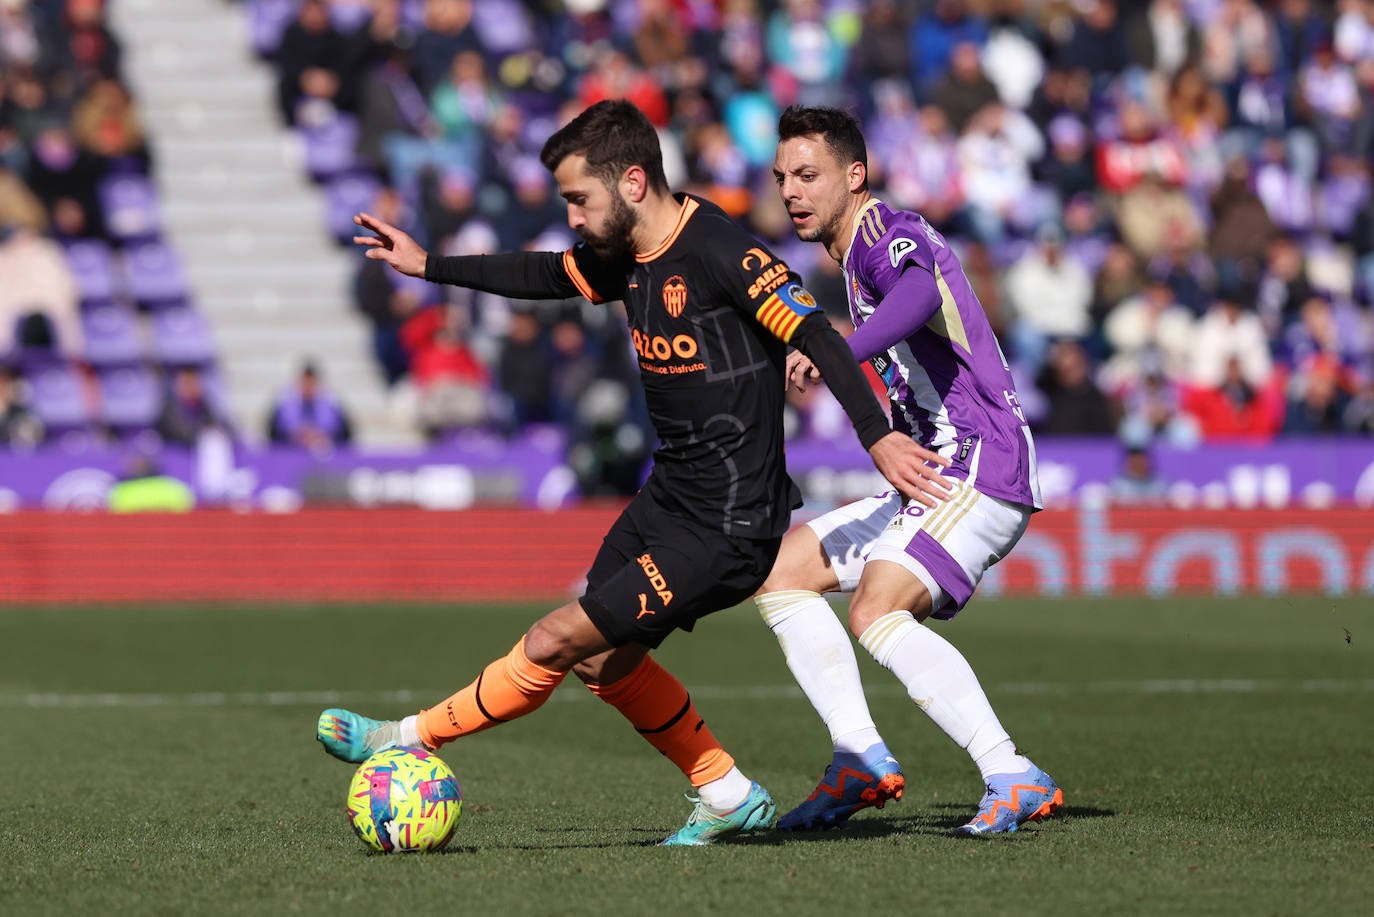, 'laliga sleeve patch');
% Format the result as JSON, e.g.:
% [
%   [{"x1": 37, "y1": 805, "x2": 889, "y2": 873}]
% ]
[{"x1": 888, "y1": 237, "x2": 917, "y2": 269}]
